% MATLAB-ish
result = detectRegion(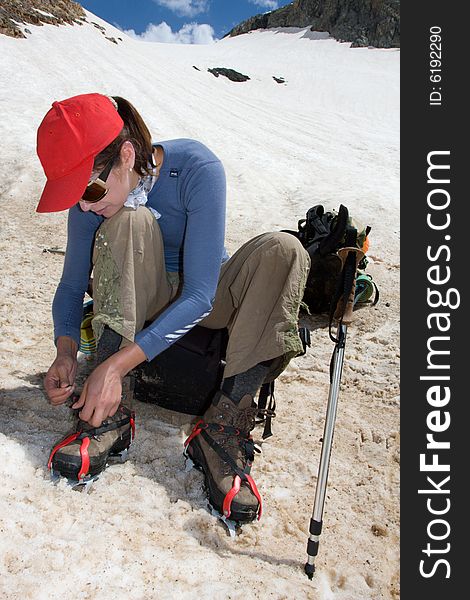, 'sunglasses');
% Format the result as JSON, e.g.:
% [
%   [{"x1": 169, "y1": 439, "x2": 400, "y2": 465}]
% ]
[{"x1": 81, "y1": 158, "x2": 114, "y2": 203}]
